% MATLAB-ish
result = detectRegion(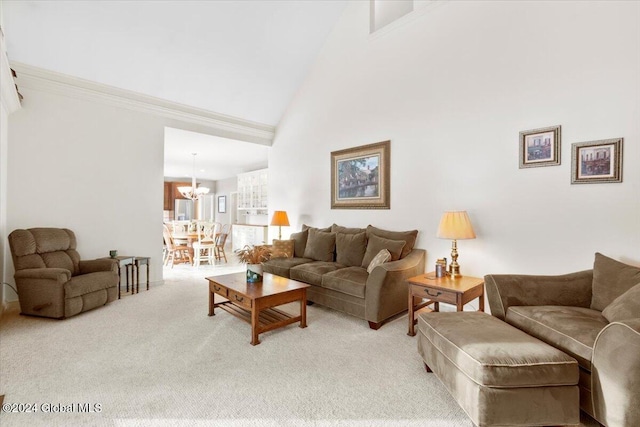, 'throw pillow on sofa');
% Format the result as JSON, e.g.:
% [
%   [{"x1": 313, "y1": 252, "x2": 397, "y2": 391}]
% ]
[
  {"x1": 303, "y1": 229, "x2": 336, "y2": 262},
  {"x1": 602, "y1": 282, "x2": 640, "y2": 322},
  {"x1": 290, "y1": 229, "x2": 308, "y2": 258},
  {"x1": 591, "y1": 252, "x2": 640, "y2": 311},
  {"x1": 367, "y1": 249, "x2": 391, "y2": 273},
  {"x1": 302, "y1": 224, "x2": 332, "y2": 233},
  {"x1": 331, "y1": 224, "x2": 366, "y2": 234},
  {"x1": 361, "y1": 234, "x2": 405, "y2": 269},
  {"x1": 271, "y1": 239, "x2": 294, "y2": 258},
  {"x1": 335, "y1": 231, "x2": 367, "y2": 267},
  {"x1": 366, "y1": 225, "x2": 417, "y2": 259}
]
